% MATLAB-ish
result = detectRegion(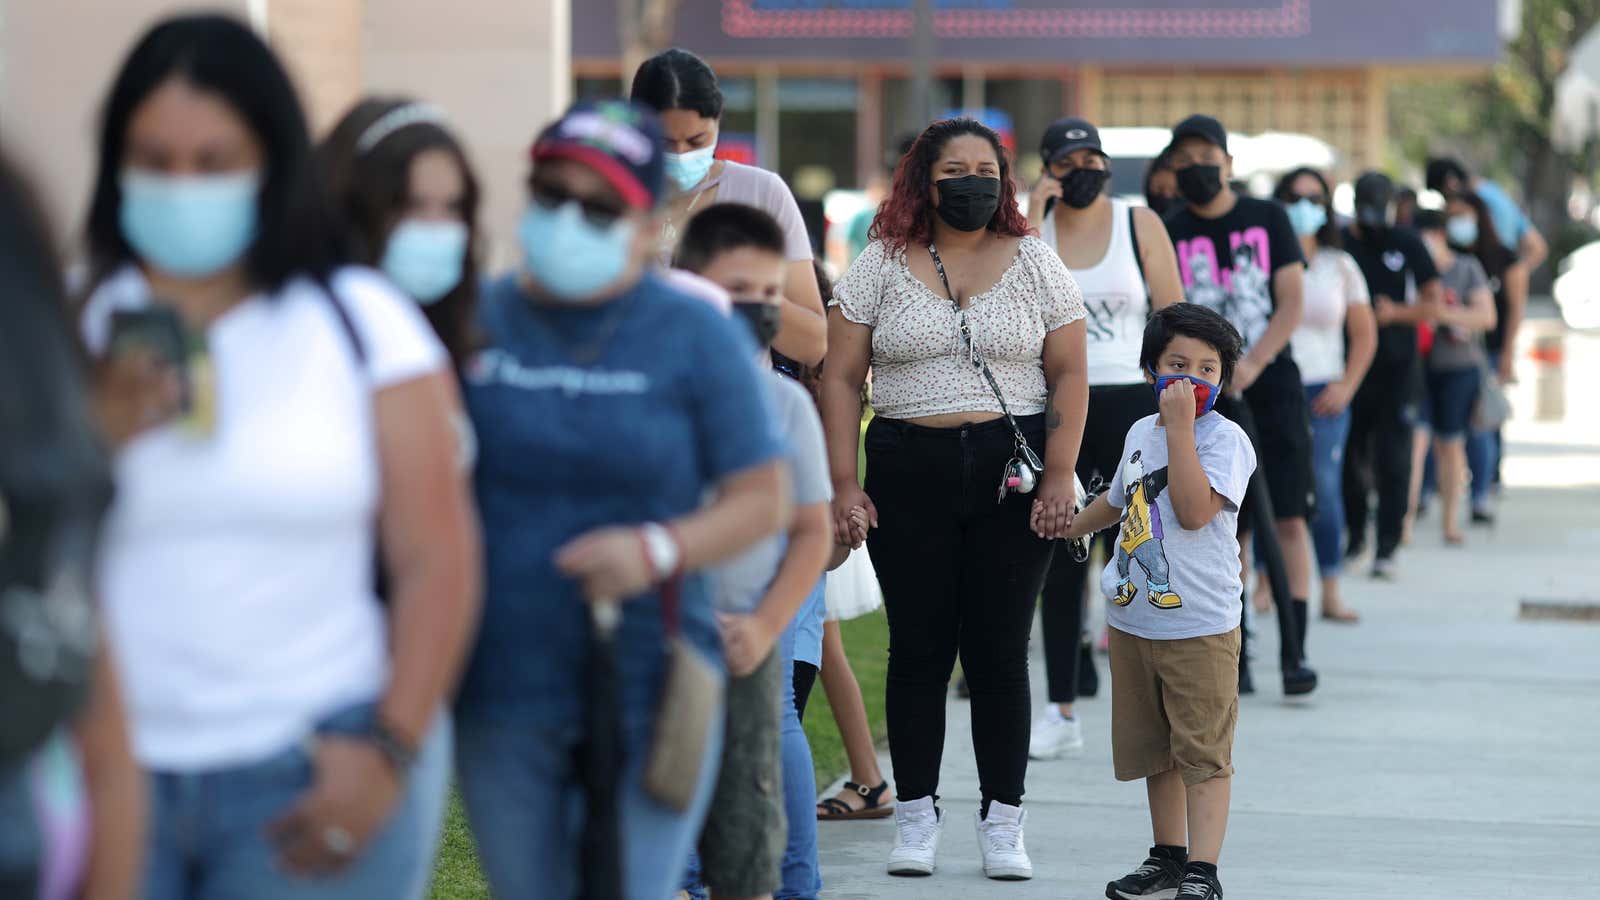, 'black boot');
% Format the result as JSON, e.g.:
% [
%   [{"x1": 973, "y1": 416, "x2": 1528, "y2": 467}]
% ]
[{"x1": 1292, "y1": 598, "x2": 1310, "y2": 662}]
